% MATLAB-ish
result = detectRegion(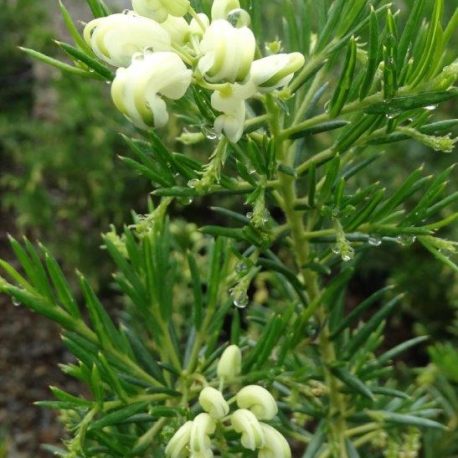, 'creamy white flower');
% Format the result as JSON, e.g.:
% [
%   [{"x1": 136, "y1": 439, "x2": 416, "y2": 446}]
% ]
[
  {"x1": 258, "y1": 423, "x2": 292, "y2": 458},
  {"x1": 165, "y1": 421, "x2": 193, "y2": 458},
  {"x1": 211, "y1": 0, "x2": 240, "y2": 20},
  {"x1": 251, "y1": 53, "x2": 305, "y2": 91},
  {"x1": 217, "y1": 344, "x2": 242, "y2": 380},
  {"x1": 198, "y1": 20, "x2": 255, "y2": 83},
  {"x1": 84, "y1": 13, "x2": 170, "y2": 67},
  {"x1": 236, "y1": 385, "x2": 278, "y2": 420},
  {"x1": 190, "y1": 413, "x2": 216, "y2": 457},
  {"x1": 132, "y1": 0, "x2": 190, "y2": 22},
  {"x1": 111, "y1": 51, "x2": 192, "y2": 128},
  {"x1": 231, "y1": 409, "x2": 265, "y2": 450},
  {"x1": 199, "y1": 387, "x2": 230, "y2": 419},
  {"x1": 161, "y1": 15, "x2": 190, "y2": 46},
  {"x1": 211, "y1": 82, "x2": 256, "y2": 142}
]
